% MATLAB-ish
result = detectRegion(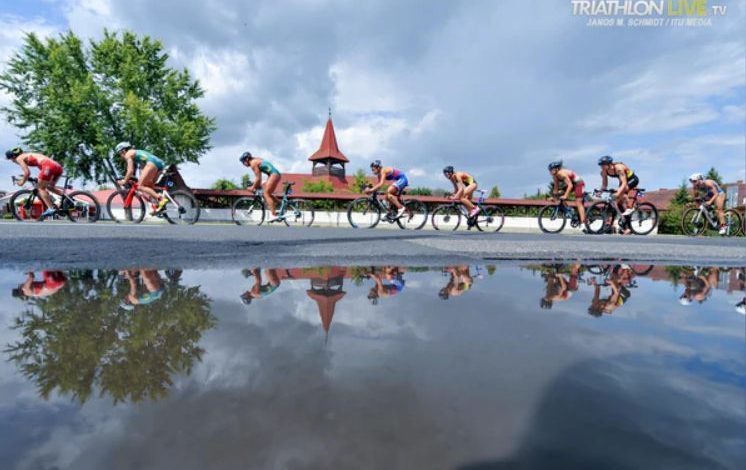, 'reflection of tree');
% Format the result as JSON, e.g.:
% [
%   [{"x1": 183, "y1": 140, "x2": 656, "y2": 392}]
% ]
[{"x1": 5, "y1": 270, "x2": 214, "y2": 404}]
